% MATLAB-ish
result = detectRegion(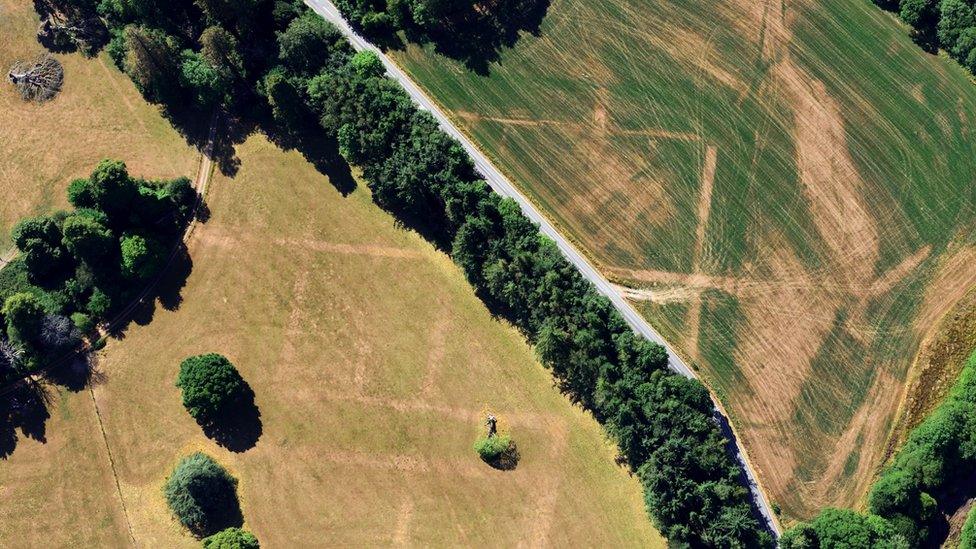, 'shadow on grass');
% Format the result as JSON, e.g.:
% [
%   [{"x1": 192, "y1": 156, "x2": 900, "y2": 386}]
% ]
[
  {"x1": 197, "y1": 384, "x2": 263, "y2": 453},
  {"x1": 0, "y1": 380, "x2": 51, "y2": 459}
]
